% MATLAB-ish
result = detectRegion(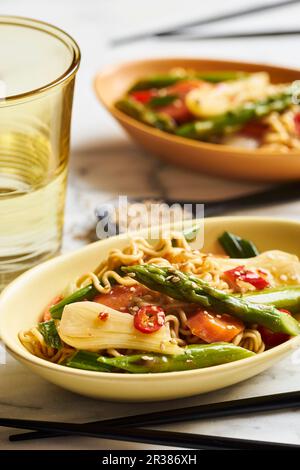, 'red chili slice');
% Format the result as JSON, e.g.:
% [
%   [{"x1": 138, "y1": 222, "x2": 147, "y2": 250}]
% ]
[
  {"x1": 130, "y1": 90, "x2": 156, "y2": 104},
  {"x1": 258, "y1": 309, "x2": 291, "y2": 348},
  {"x1": 224, "y1": 265, "x2": 270, "y2": 290},
  {"x1": 134, "y1": 305, "x2": 165, "y2": 334}
]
